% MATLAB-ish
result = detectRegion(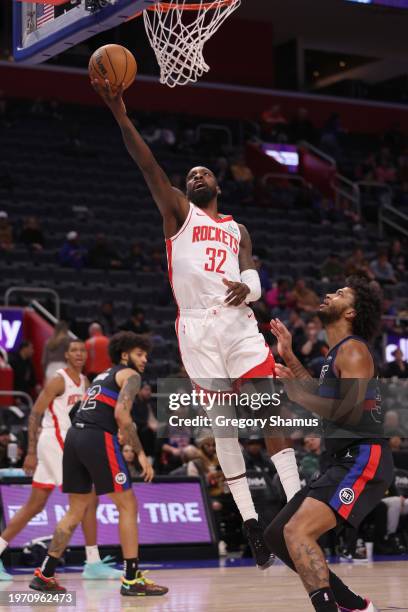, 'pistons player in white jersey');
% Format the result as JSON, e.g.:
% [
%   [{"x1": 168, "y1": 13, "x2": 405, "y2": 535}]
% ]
[
  {"x1": 94, "y1": 79, "x2": 301, "y2": 568},
  {"x1": 0, "y1": 339, "x2": 121, "y2": 581}
]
